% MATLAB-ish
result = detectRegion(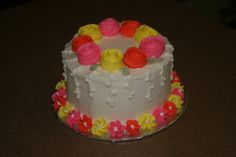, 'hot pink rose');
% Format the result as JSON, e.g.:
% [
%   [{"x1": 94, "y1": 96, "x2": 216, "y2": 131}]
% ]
[
  {"x1": 139, "y1": 36, "x2": 165, "y2": 58},
  {"x1": 76, "y1": 42, "x2": 101, "y2": 65},
  {"x1": 108, "y1": 120, "x2": 125, "y2": 138},
  {"x1": 99, "y1": 18, "x2": 120, "y2": 37},
  {"x1": 66, "y1": 111, "x2": 81, "y2": 131},
  {"x1": 152, "y1": 106, "x2": 168, "y2": 126}
]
